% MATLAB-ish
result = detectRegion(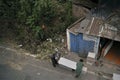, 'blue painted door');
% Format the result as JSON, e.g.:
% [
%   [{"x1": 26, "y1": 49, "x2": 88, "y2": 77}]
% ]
[
  {"x1": 70, "y1": 33, "x2": 95, "y2": 57},
  {"x1": 70, "y1": 33, "x2": 79, "y2": 52}
]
